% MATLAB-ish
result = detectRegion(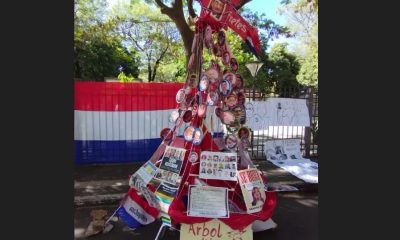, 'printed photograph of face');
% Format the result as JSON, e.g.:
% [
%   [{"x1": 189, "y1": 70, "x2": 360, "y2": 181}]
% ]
[
  {"x1": 230, "y1": 58, "x2": 239, "y2": 72},
  {"x1": 209, "y1": 0, "x2": 225, "y2": 20},
  {"x1": 238, "y1": 127, "x2": 250, "y2": 139},
  {"x1": 251, "y1": 187, "x2": 265, "y2": 206},
  {"x1": 184, "y1": 126, "x2": 194, "y2": 141},
  {"x1": 219, "y1": 80, "x2": 231, "y2": 96},
  {"x1": 200, "y1": 75, "x2": 209, "y2": 91},
  {"x1": 225, "y1": 134, "x2": 238, "y2": 149},
  {"x1": 193, "y1": 128, "x2": 203, "y2": 145}
]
